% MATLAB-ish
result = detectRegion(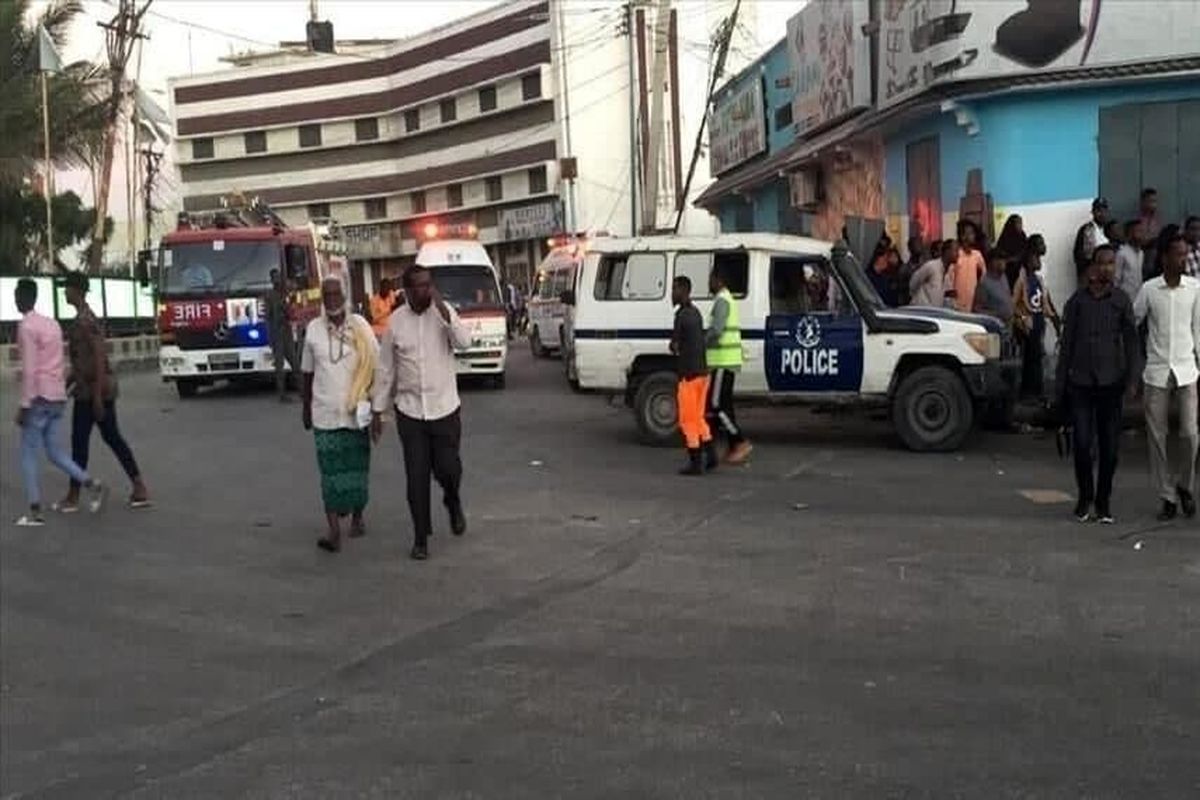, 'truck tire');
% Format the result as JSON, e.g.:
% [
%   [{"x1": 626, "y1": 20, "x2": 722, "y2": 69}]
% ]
[
  {"x1": 632, "y1": 370, "x2": 678, "y2": 447},
  {"x1": 530, "y1": 327, "x2": 548, "y2": 358},
  {"x1": 175, "y1": 379, "x2": 199, "y2": 399},
  {"x1": 892, "y1": 365, "x2": 973, "y2": 452}
]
